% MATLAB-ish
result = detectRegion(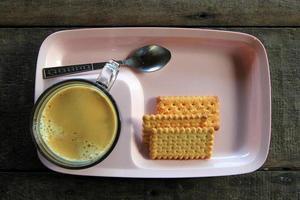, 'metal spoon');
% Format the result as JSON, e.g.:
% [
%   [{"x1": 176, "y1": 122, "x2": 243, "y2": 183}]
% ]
[{"x1": 42, "y1": 45, "x2": 171, "y2": 79}]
